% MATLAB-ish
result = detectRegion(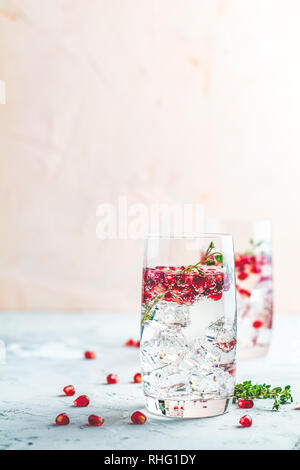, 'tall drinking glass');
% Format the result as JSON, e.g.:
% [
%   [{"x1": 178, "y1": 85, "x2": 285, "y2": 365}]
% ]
[
  {"x1": 230, "y1": 220, "x2": 273, "y2": 359},
  {"x1": 140, "y1": 235, "x2": 236, "y2": 418}
]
